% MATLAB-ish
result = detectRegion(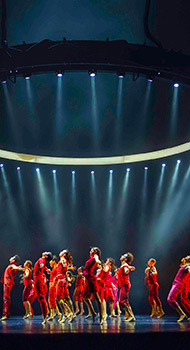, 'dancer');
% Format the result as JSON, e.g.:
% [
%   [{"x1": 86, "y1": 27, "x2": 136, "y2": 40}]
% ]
[
  {"x1": 112, "y1": 268, "x2": 121, "y2": 316},
  {"x1": 22, "y1": 260, "x2": 36, "y2": 319},
  {"x1": 47, "y1": 255, "x2": 61, "y2": 321},
  {"x1": 118, "y1": 252, "x2": 136, "y2": 322},
  {"x1": 180, "y1": 256, "x2": 190, "y2": 317},
  {"x1": 104, "y1": 258, "x2": 117, "y2": 318},
  {"x1": 145, "y1": 258, "x2": 164, "y2": 318},
  {"x1": 33, "y1": 251, "x2": 52, "y2": 324},
  {"x1": 0, "y1": 255, "x2": 23, "y2": 320},
  {"x1": 167, "y1": 256, "x2": 190, "y2": 322},
  {"x1": 73, "y1": 266, "x2": 85, "y2": 315},
  {"x1": 83, "y1": 247, "x2": 103, "y2": 324},
  {"x1": 55, "y1": 249, "x2": 75, "y2": 322}
]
